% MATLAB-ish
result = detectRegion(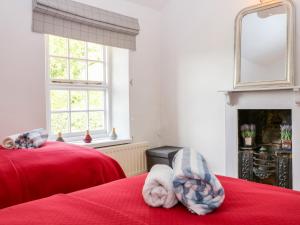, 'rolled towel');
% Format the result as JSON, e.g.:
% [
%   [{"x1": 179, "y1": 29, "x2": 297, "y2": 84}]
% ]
[
  {"x1": 2, "y1": 129, "x2": 48, "y2": 149},
  {"x1": 2, "y1": 134, "x2": 19, "y2": 149},
  {"x1": 142, "y1": 164, "x2": 178, "y2": 208},
  {"x1": 173, "y1": 148, "x2": 225, "y2": 215}
]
